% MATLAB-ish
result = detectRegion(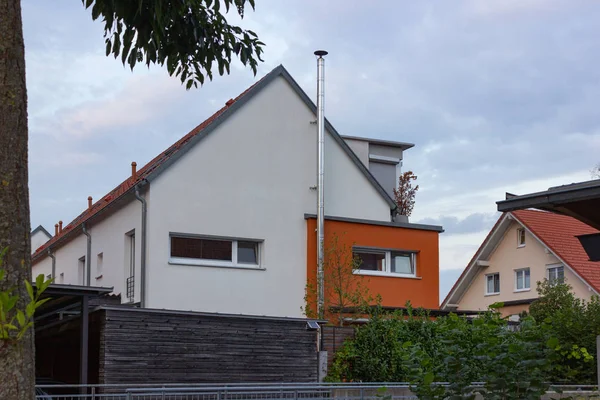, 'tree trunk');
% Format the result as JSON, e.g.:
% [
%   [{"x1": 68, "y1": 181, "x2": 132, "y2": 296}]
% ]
[{"x1": 0, "y1": 0, "x2": 35, "y2": 399}]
